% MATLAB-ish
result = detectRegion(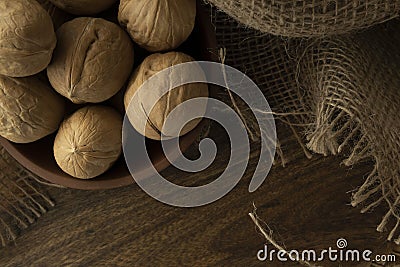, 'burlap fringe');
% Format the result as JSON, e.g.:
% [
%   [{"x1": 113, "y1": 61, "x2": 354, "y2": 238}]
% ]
[
  {"x1": 0, "y1": 147, "x2": 55, "y2": 247},
  {"x1": 249, "y1": 204, "x2": 315, "y2": 266},
  {"x1": 217, "y1": 47, "x2": 287, "y2": 166}
]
